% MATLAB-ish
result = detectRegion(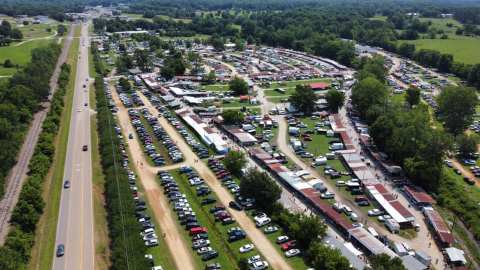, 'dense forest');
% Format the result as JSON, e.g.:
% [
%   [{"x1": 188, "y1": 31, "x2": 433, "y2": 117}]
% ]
[
  {"x1": 94, "y1": 2, "x2": 480, "y2": 88},
  {"x1": 0, "y1": 43, "x2": 60, "y2": 197},
  {"x1": 0, "y1": 61, "x2": 71, "y2": 270}
]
